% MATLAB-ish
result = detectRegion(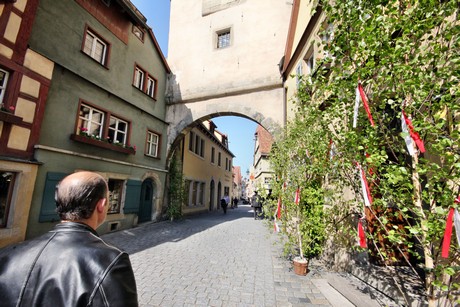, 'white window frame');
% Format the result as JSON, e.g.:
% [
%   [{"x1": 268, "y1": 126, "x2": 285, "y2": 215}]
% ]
[
  {"x1": 146, "y1": 131, "x2": 159, "y2": 157},
  {"x1": 146, "y1": 76, "x2": 156, "y2": 98},
  {"x1": 78, "y1": 104, "x2": 105, "y2": 138},
  {"x1": 296, "y1": 63, "x2": 303, "y2": 90},
  {"x1": 0, "y1": 68, "x2": 9, "y2": 105},
  {"x1": 134, "y1": 67, "x2": 145, "y2": 90},
  {"x1": 108, "y1": 116, "x2": 128, "y2": 145},
  {"x1": 321, "y1": 23, "x2": 334, "y2": 59},
  {"x1": 132, "y1": 25, "x2": 144, "y2": 41},
  {"x1": 306, "y1": 53, "x2": 315, "y2": 75},
  {"x1": 83, "y1": 30, "x2": 107, "y2": 65}
]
